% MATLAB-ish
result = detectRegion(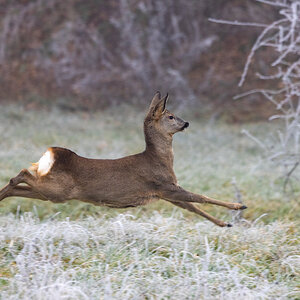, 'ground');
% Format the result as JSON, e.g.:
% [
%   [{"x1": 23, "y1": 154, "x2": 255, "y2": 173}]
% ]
[{"x1": 0, "y1": 105, "x2": 299, "y2": 299}]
